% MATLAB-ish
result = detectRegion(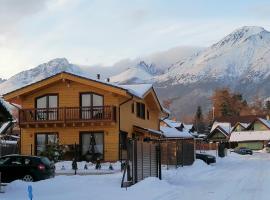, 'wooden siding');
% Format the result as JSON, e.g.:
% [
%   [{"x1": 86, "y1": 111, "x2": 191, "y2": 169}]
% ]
[
  {"x1": 120, "y1": 99, "x2": 160, "y2": 138},
  {"x1": 20, "y1": 126, "x2": 119, "y2": 161},
  {"x1": 4, "y1": 73, "x2": 164, "y2": 161},
  {"x1": 21, "y1": 80, "x2": 121, "y2": 108},
  {"x1": 253, "y1": 121, "x2": 269, "y2": 131}
]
